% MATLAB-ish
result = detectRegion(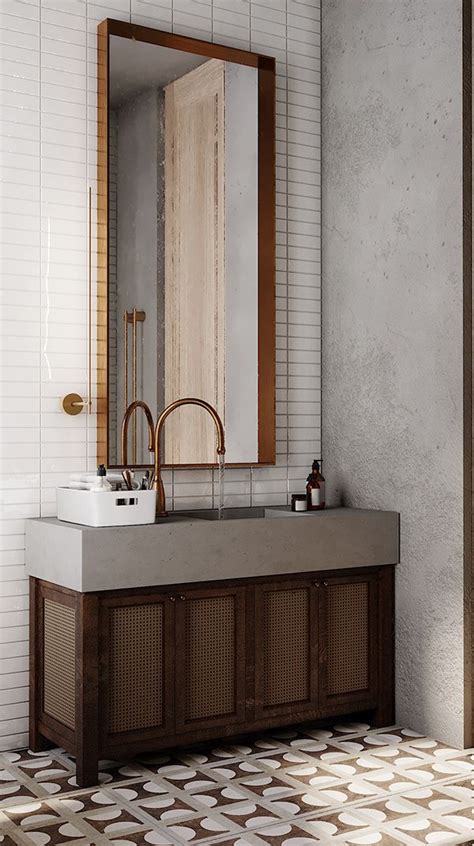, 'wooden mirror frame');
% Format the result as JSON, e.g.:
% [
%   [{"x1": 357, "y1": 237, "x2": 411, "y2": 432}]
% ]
[{"x1": 97, "y1": 18, "x2": 276, "y2": 469}]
